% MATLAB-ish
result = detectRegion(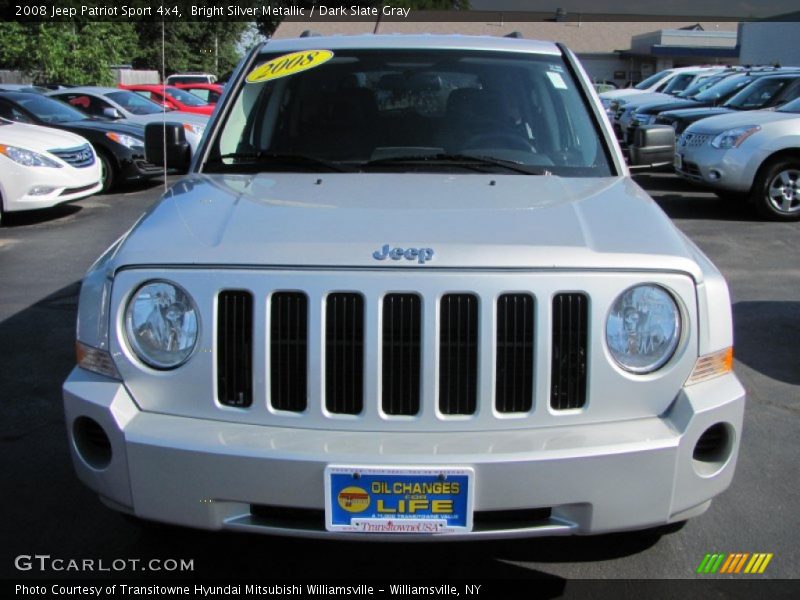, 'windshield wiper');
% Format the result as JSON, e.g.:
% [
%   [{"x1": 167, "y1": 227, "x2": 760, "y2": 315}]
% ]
[
  {"x1": 361, "y1": 153, "x2": 550, "y2": 175},
  {"x1": 212, "y1": 152, "x2": 352, "y2": 172}
]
